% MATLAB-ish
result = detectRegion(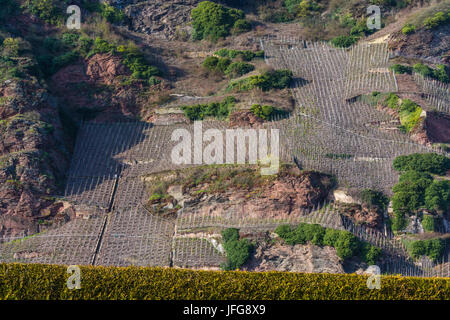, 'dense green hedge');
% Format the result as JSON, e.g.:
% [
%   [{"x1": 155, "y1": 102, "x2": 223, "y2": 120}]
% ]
[
  {"x1": 0, "y1": 263, "x2": 448, "y2": 300},
  {"x1": 393, "y1": 153, "x2": 450, "y2": 176}
]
